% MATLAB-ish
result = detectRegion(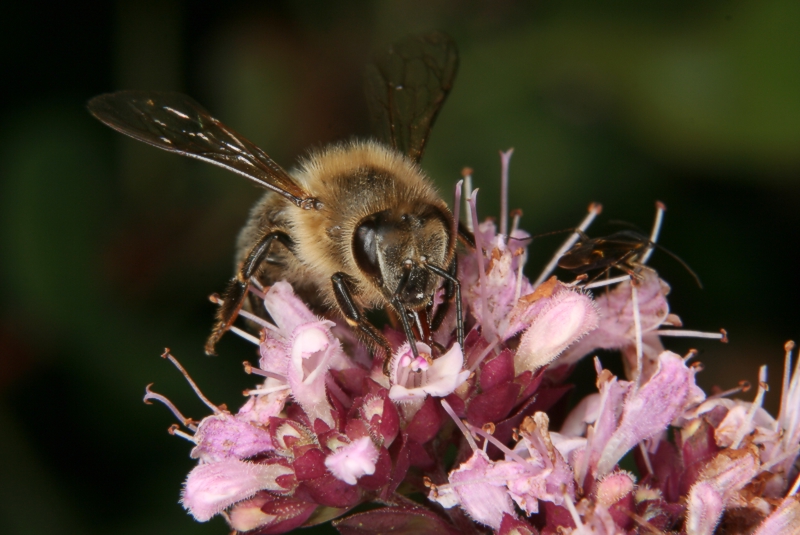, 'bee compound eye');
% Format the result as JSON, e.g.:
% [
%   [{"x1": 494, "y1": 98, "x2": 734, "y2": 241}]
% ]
[{"x1": 353, "y1": 220, "x2": 382, "y2": 280}]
